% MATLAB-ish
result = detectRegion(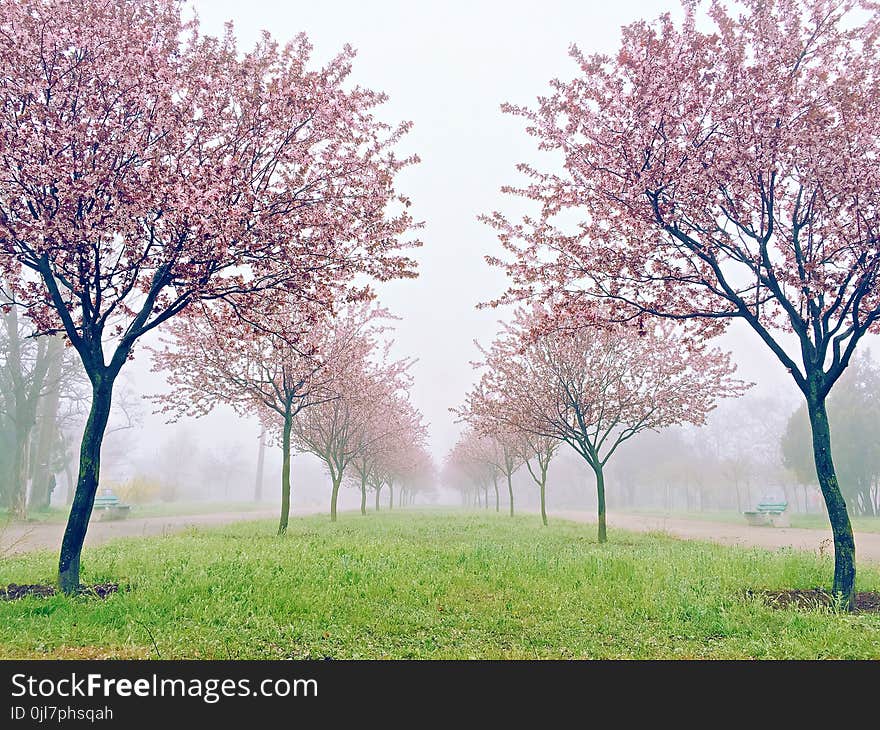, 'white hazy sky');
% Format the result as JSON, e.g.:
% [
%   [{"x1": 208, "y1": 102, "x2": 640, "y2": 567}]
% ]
[{"x1": 133, "y1": 0, "x2": 846, "y2": 465}]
